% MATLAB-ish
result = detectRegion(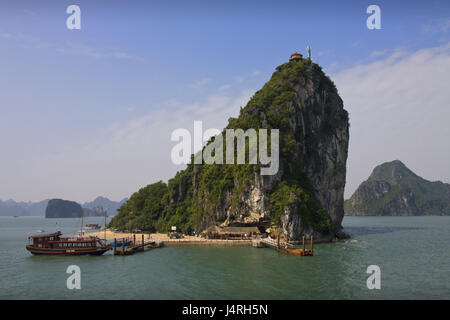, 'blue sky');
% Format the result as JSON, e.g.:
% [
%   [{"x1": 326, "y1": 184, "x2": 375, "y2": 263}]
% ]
[{"x1": 0, "y1": 0, "x2": 449, "y2": 202}]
